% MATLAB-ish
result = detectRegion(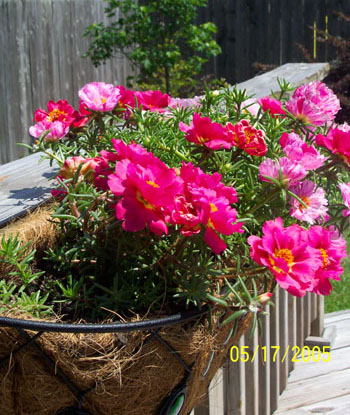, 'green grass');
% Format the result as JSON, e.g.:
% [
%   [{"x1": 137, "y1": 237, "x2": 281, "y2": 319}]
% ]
[{"x1": 325, "y1": 258, "x2": 350, "y2": 313}]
